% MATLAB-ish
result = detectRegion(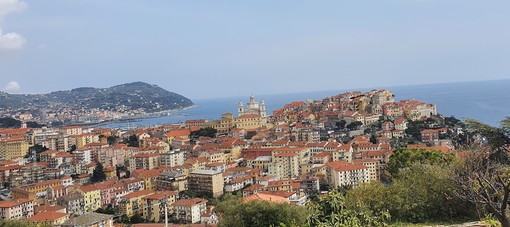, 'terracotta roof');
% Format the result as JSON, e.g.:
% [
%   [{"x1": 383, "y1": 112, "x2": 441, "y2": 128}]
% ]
[
  {"x1": 172, "y1": 198, "x2": 208, "y2": 207},
  {"x1": 122, "y1": 190, "x2": 155, "y2": 199},
  {"x1": 35, "y1": 204, "x2": 66, "y2": 214},
  {"x1": 79, "y1": 185, "x2": 99, "y2": 193},
  {"x1": 243, "y1": 193, "x2": 289, "y2": 203},
  {"x1": 165, "y1": 129, "x2": 190, "y2": 137},
  {"x1": 0, "y1": 199, "x2": 32, "y2": 208},
  {"x1": 260, "y1": 191, "x2": 296, "y2": 198},
  {"x1": 334, "y1": 164, "x2": 368, "y2": 172},
  {"x1": 243, "y1": 184, "x2": 265, "y2": 192},
  {"x1": 238, "y1": 114, "x2": 261, "y2": 119},
  {"x1": 28, "y1": 211, "x2": 68, "y2": 222},
  {"x1": 143, "y1": 191, "x2": 178, "y2": 200}
]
